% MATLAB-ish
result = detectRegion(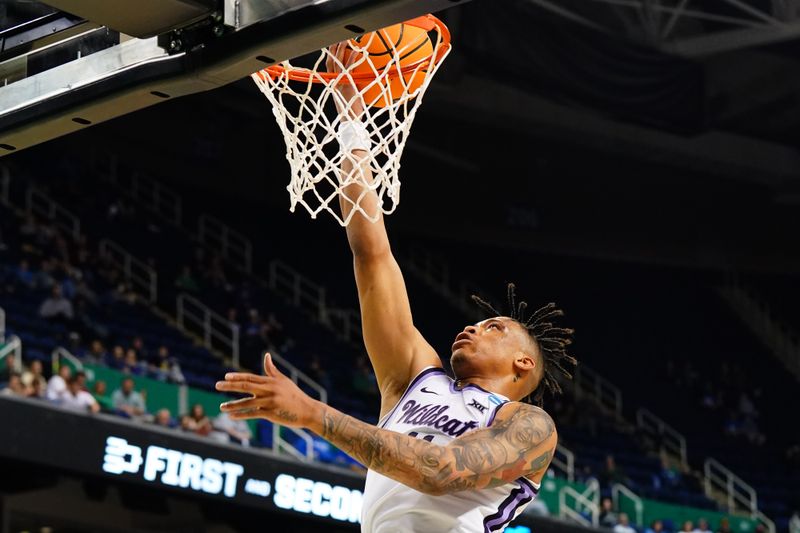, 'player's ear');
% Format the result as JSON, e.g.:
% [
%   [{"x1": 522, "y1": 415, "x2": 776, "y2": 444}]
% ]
[{"x1": 513, "y1": 352, "x2": 536, "y2": 373}]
